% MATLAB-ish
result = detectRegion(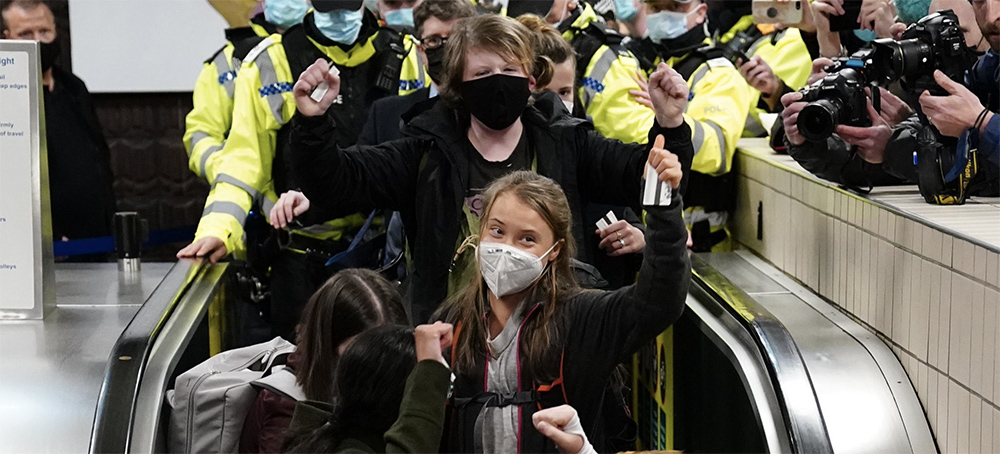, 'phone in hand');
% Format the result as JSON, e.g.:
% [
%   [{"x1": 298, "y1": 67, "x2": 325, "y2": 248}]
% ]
[
  {"x1": 828, "y1": 0, "x2": 863, "y2": 31},
  {"x1": 752, "y1": 0, "x2": 803, "y2": 25}
]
